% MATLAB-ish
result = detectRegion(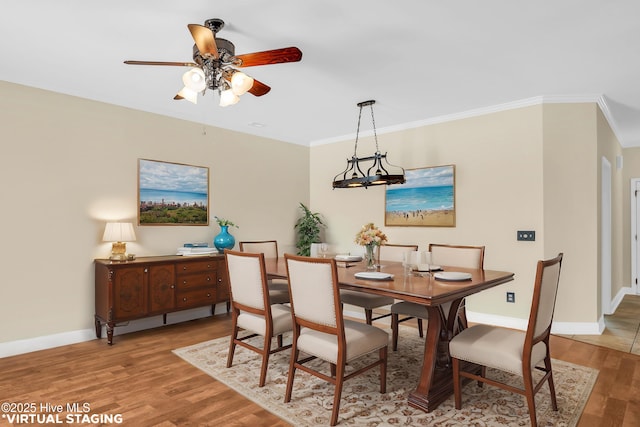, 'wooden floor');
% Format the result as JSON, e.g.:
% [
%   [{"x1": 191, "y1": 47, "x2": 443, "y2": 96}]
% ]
[
  {"x1": 560, "y1": 294, "x2": 640, "y2": 354},
  {"x1": 1, "y1": 313, "x2": 639, "y2": 426}
]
